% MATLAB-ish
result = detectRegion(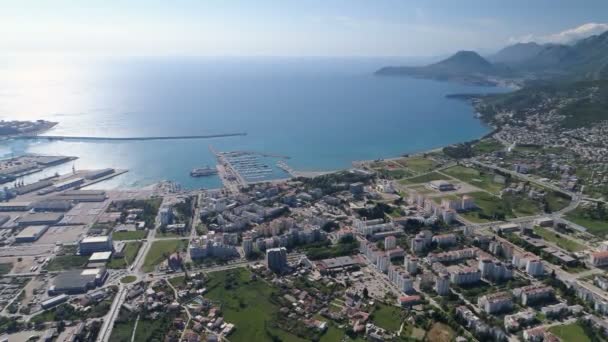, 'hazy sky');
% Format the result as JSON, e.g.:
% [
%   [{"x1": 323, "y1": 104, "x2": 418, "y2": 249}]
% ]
[{"x1": 2, "y1": 0, "x2": 608, "y2": 57}]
